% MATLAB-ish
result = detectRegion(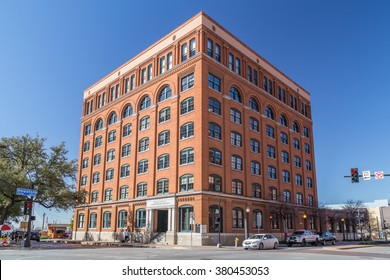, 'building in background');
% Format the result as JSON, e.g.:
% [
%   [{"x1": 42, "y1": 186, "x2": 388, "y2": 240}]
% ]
[{"x1": 73, "y1": 12, "x2": 317, "y2": 245}]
